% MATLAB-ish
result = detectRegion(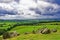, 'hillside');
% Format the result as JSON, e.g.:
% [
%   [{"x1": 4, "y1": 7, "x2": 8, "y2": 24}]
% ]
[{"x1": 0, "y1": 21, "x2": 60, "y2": 40}]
